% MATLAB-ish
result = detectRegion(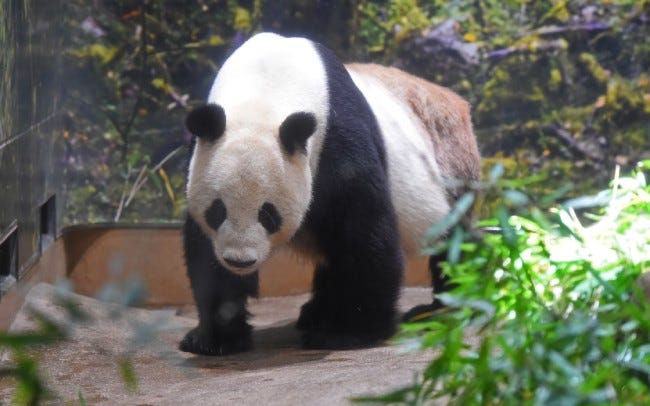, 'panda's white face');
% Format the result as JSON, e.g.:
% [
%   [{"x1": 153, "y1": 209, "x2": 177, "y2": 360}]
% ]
[
  {"x1": 185, "y1": 33, "x2": 329, "y2": 275},
  {"x1": 187, "y1": 109, "x2": 316, "y2": 275}
]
